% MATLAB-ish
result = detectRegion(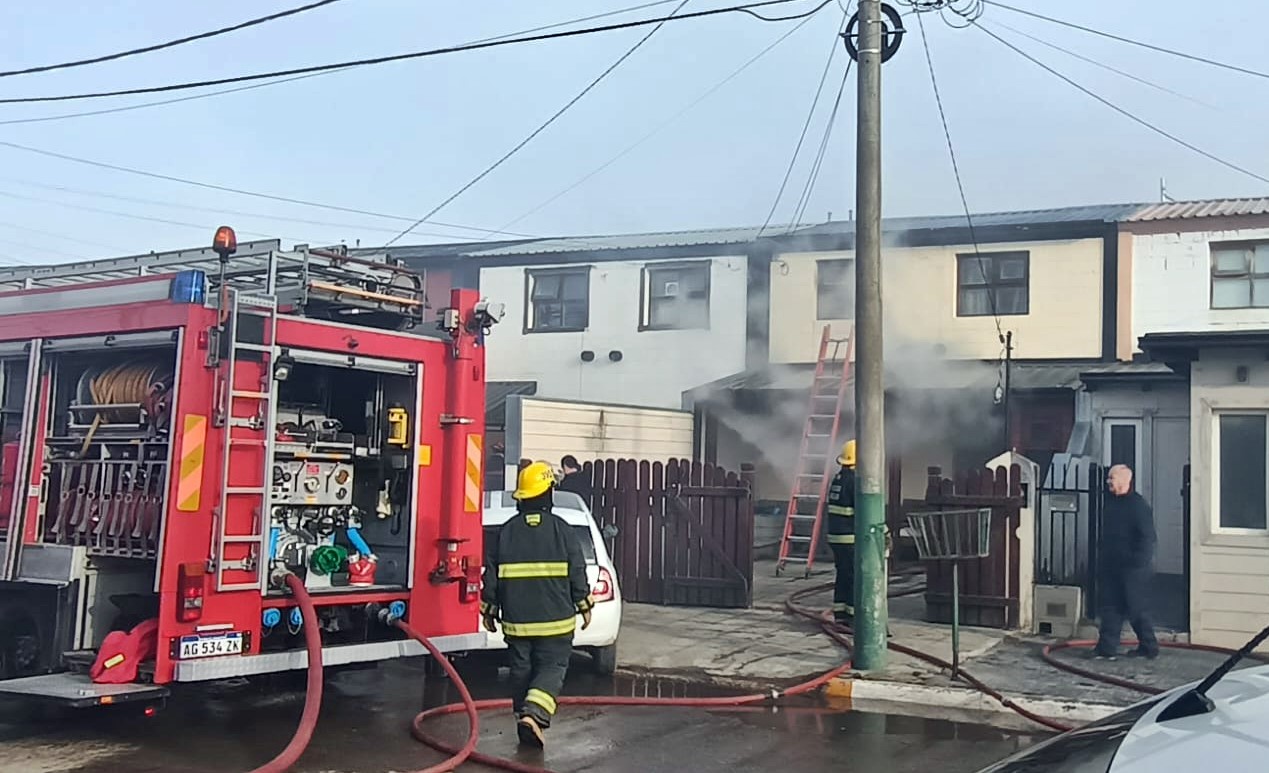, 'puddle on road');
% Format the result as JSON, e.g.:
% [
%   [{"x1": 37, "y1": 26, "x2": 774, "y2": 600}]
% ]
[{"x1": 0, "y1": 655, "x2": 1033, "y2": 773}]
